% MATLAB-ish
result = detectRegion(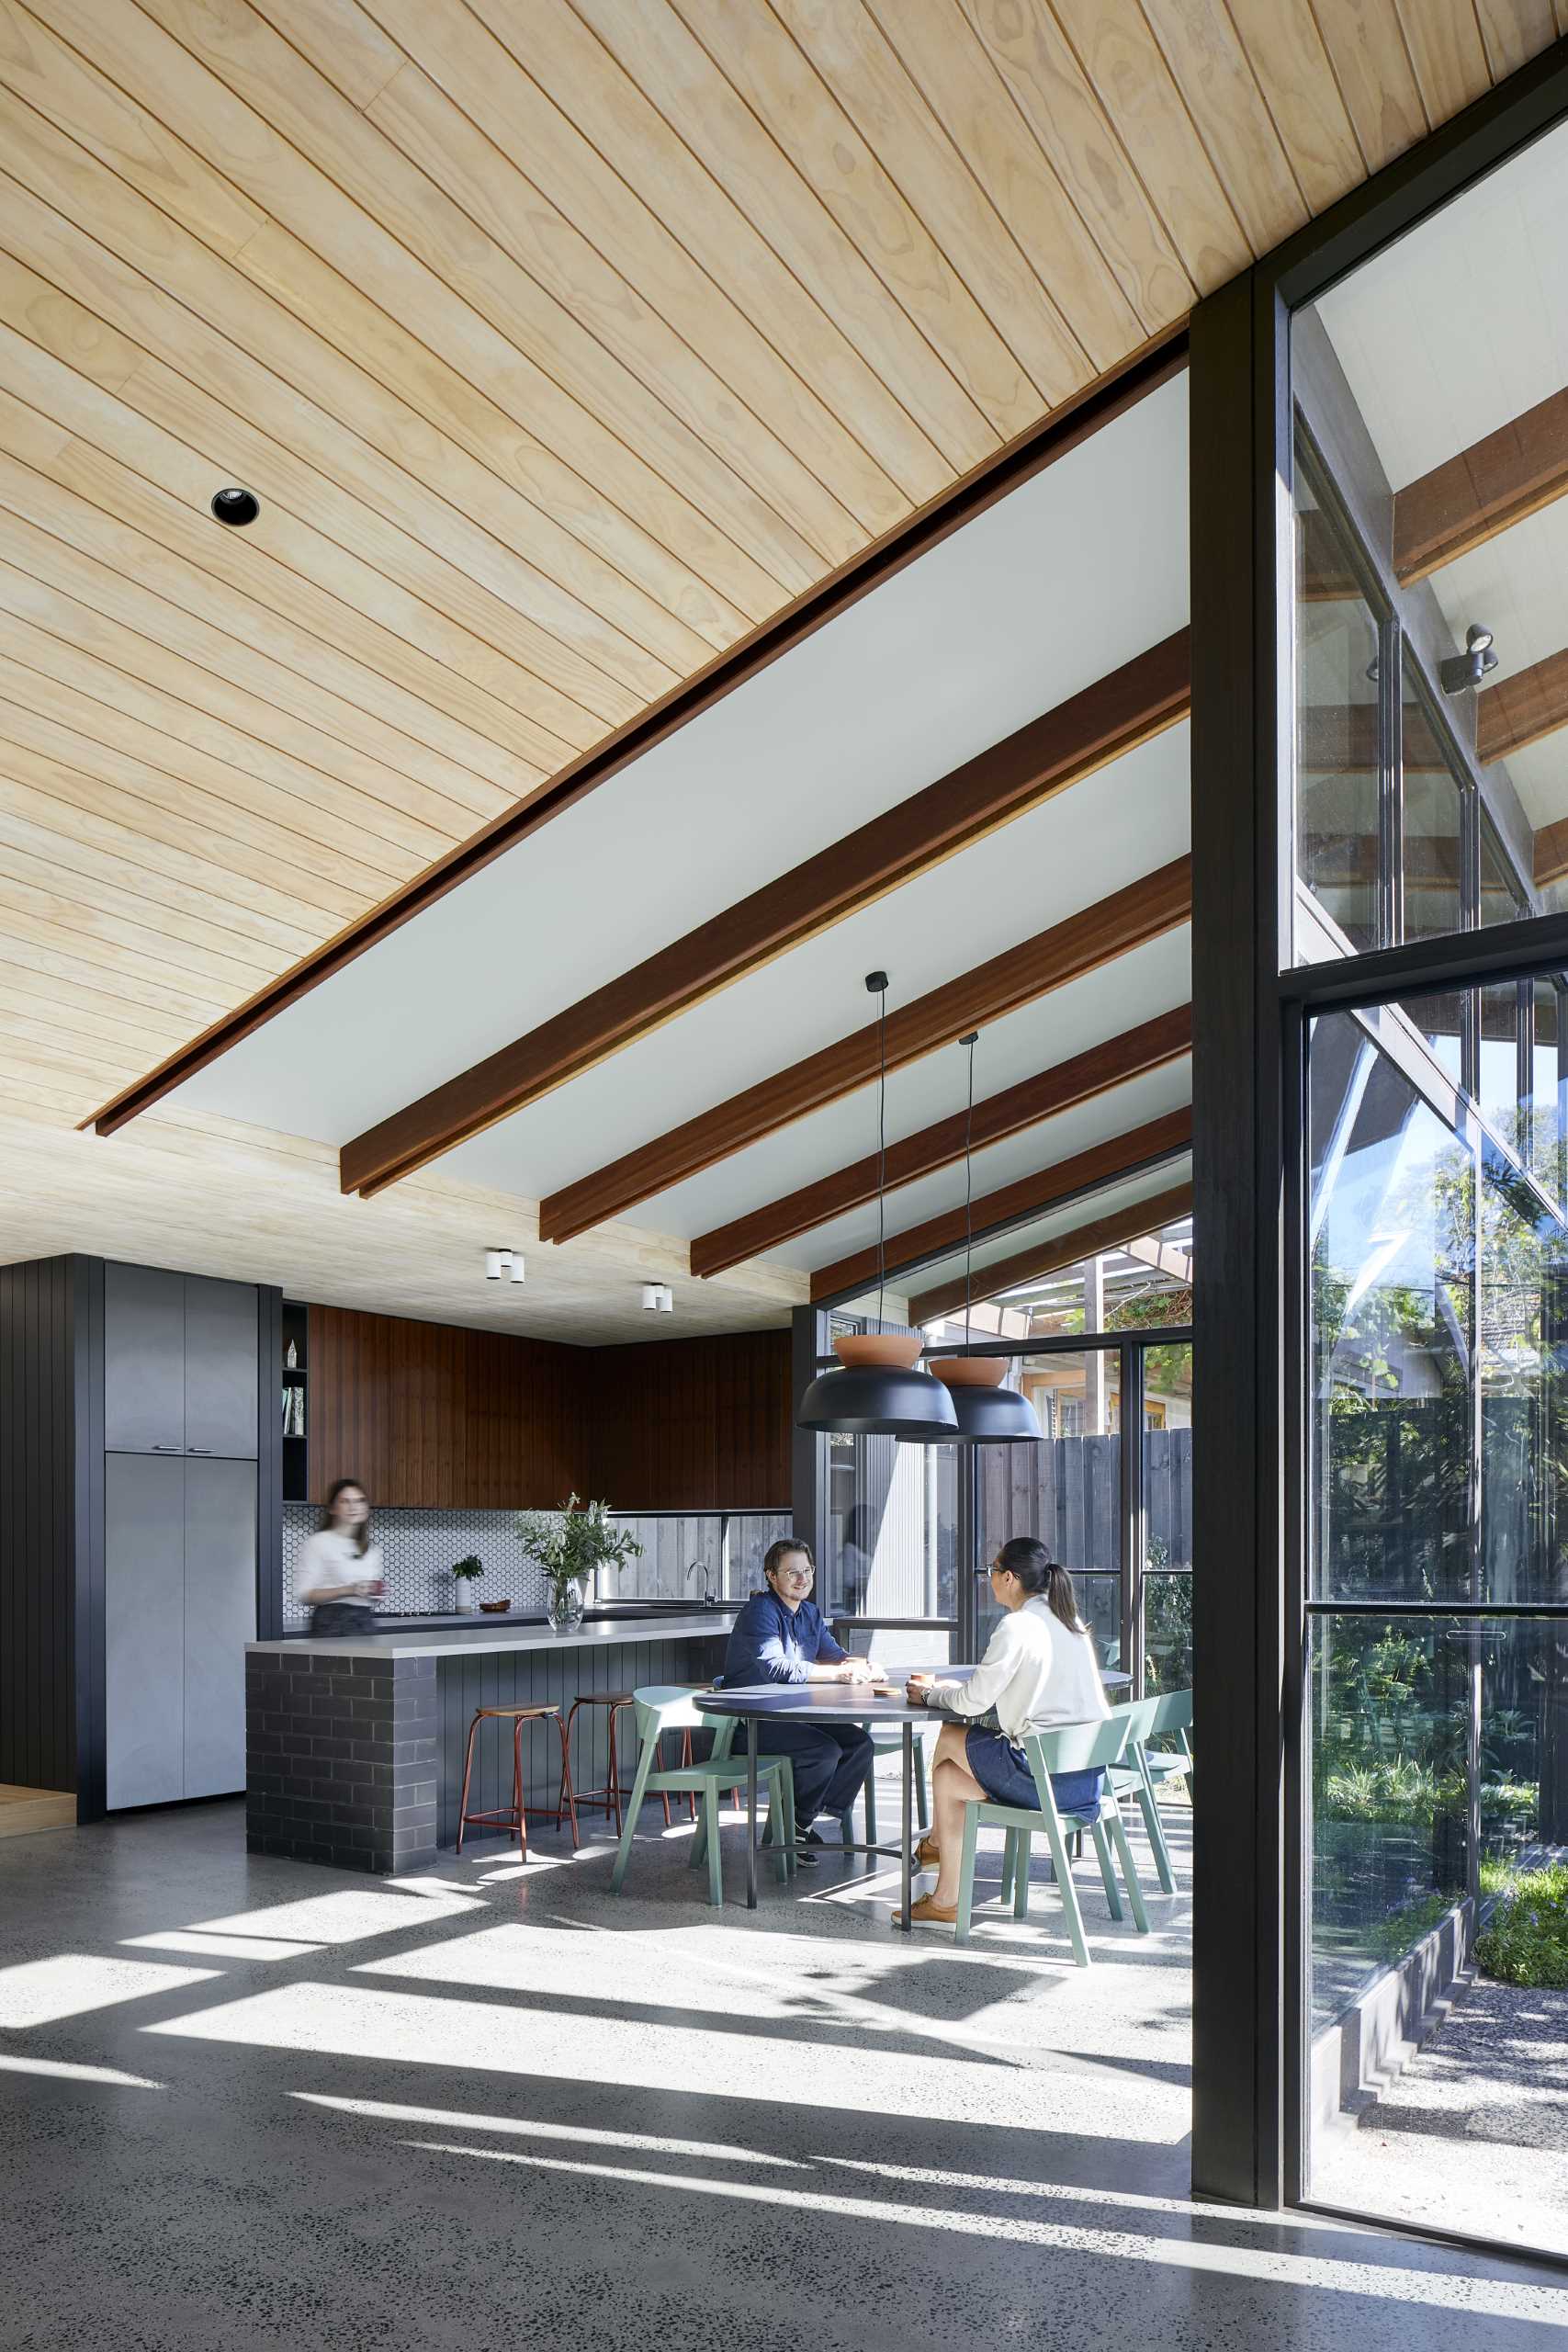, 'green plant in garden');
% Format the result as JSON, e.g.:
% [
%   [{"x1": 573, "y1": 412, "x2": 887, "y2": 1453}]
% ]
[
  {"x1": 514, "y1": 1494, "x2": 643, "y2": 1604},
  {"x1": 1475, "y1": 1860, "x2": 1568, "y2": 1989}
]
